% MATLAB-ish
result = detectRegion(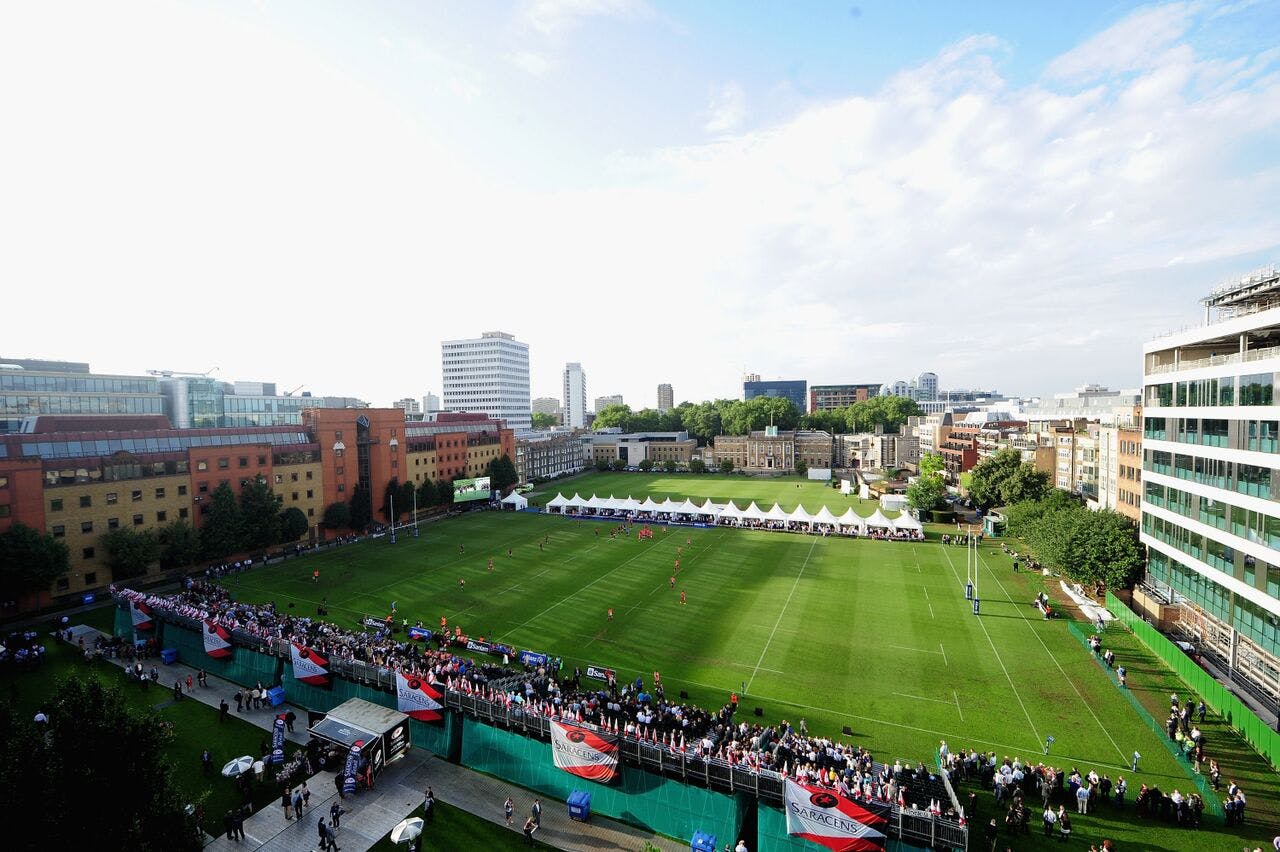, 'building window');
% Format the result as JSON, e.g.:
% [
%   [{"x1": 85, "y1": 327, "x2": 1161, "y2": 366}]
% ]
[
  {"x1": 56, "y1": 577, "x2": 69, "y2": 591},
  {"x1": 258, "y1": 455, "x2": 267, "y2": 465},
  {"x1": 306, "y1": 471, "x2": 313, "y2": 480},
  {"x1": 80, "y1": 521, "x2": 93, "y2": 533},
  {"x1": 306, "y1": 489, "x2": 313, "y2": 499},
  {"x1": 197, "y1": 461, "x2": 208, "y2": 472},
  {"x1": 335, "y1": 431, "x2": 343, "y2": 441},
  {"x1": 156, "y1": 511, "x2": 167, "y2": 523},
  {"x1": 155, "y1": 487, "x2": 165, "y2": 499},
  {"x1": 179, "y1": 507, "x2": 188, "y2": 519},
  {"x1": 291, "y1": 492, "x2": 299, "y2": 501},
  {"x1": 336, "y1": 466, "x2": 344, "y2": 475},
  {"x1": 51, "y1": 525, "x2": 65, "y2": 538},
  {"x1": 79, "y1": 495, "x2": 92, "y2": 508},
  {"x1": 106, "y1": 492, "x2": 118, "y2": 505},
  {"x1": 337, "y1": 484, "x2": 345, "y2": 493},
  {"x1": 178, "y1": 484, "x2": 187, "y2": 496},
  {"x1": 239, "y1": 457, "x2": 248, "y2": 468},
  {"x1": 107, "y1": 518, "x2": 119, "y2": 531},
  {"x1": 0, "y1": 476, "x2": 6, "y2": 489},
  {"x1": 82, "y1": 547, "x2": 94, "y2": 560},
  {"x1": 51, "y1": 498, "x2": 63, "y2": 512},
  {"x1": 218, "y1": 458, "x2": 229, "y2": 470},
  {"x1": 0, "y1": 505, "x2": 8, "y2": 518},
  {"x1": 132, "y1": 514, "x2": 144, "y2": 526},
  {"x1": 291, "y1": 472, "x2": 299, "y2": 482},
  {"x1": 131, "y1": 490, "x2": 142, "y2": 502},
  {"x1": 307, "y1": 507, "x2": 314, "y2": 517},
  {"x1": 84, "y1": 572, "x2": 97, "y2": 585},
  {"x1": 275, "y1": 474, "x2": 284, "y2": 484},
  {"x1": 198, "y1": 482, "x2": 209, "y2": 494}
]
